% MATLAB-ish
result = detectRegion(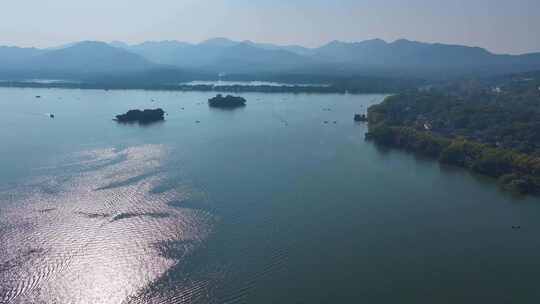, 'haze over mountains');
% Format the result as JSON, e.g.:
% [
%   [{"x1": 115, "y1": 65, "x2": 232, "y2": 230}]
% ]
[{"x1": 2, "y1": 37, "x2": 540, "y2": 83}]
